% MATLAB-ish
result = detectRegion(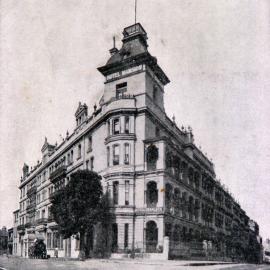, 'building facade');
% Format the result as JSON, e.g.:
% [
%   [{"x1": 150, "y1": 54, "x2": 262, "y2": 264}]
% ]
[
  {"x1": 0, "y1": 226, "x2": 8, "y2": 255},
  {"x1": 13, "y1": 23, "x2": 260, "y2": 260}
]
